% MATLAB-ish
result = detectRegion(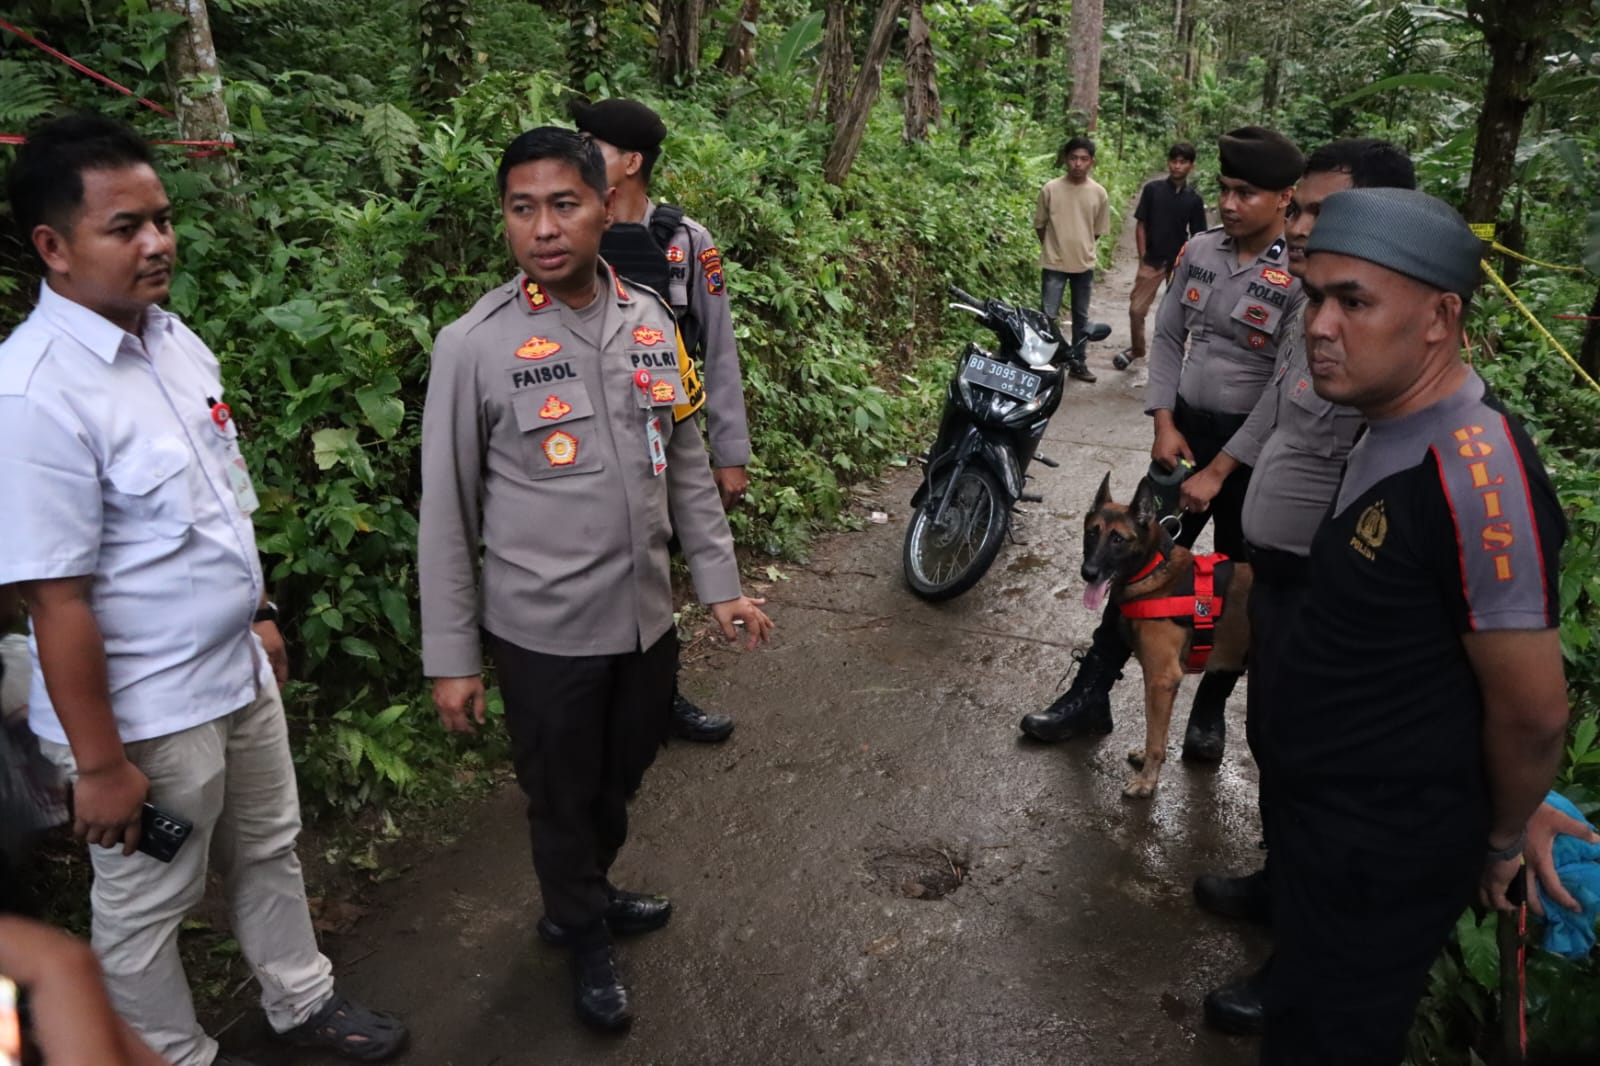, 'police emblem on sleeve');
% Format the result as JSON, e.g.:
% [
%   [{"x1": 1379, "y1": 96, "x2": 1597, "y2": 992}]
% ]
[
  {"x1": 1351, "y1": 500, "x2": 1388, "y2": 560},
  {"x1": 699, "y1": 247, "x2": 725, "y2": 296},
  {"x1": 542, "y1": 430, "x2": 578, "y2": 466}
]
